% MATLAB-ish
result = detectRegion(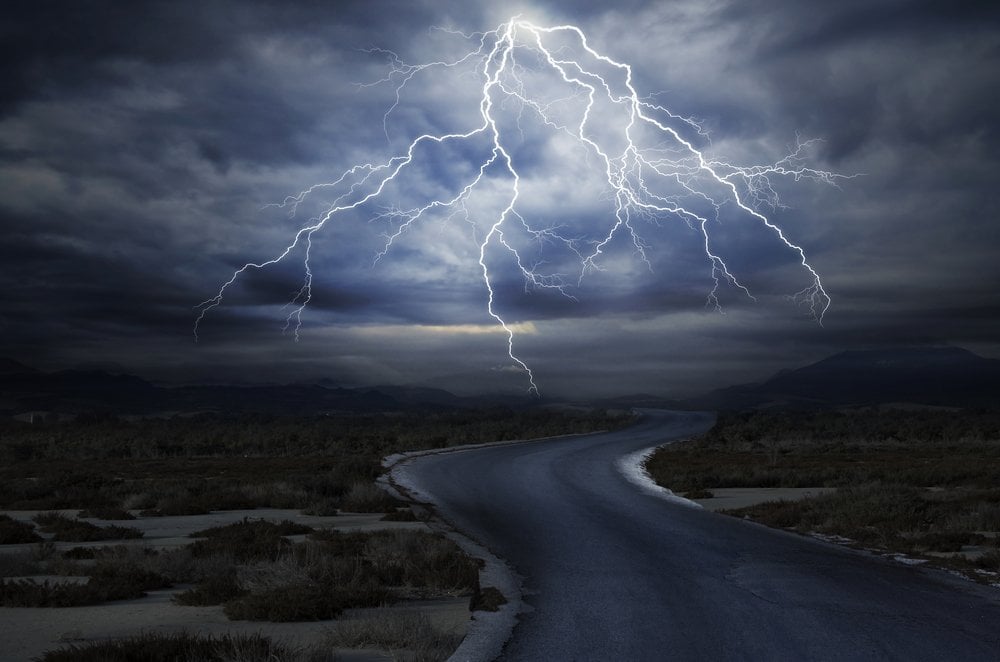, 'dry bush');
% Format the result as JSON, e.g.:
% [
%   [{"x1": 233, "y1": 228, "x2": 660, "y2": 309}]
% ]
[
  {"x1": 339, "y1": 482, "x2": 400, "y2": 513},
  {"x1": 36, "y1": 631, "x2": 310, "y2": 662},
  {"x1": 0, "y1": 513, "x2": 41, "y2": 544},
  {"x1": 188, "y1": 518, "x2": 312, "y2": 563},
  {"x1": 78, "y1": 506, "x2": 136, "y2": 520},
  {"x1": 471, "y1": 586, "x2": 507, "y2": 612},
  {"x1": 33, "y1": 512, "x2": 143, "y2": 542},
  {"x1": 362, "y1": 530, "x2": 480, "y2": 593},
  {"x1": 174, "y1": 572, "x2": 244, "y2": 606},
  {"x1": 0, "y1": 562, "x2": 168, "y2": 607},
  {"x1": 325, "y1": 608, "x2": 462, "y2": 662}
]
